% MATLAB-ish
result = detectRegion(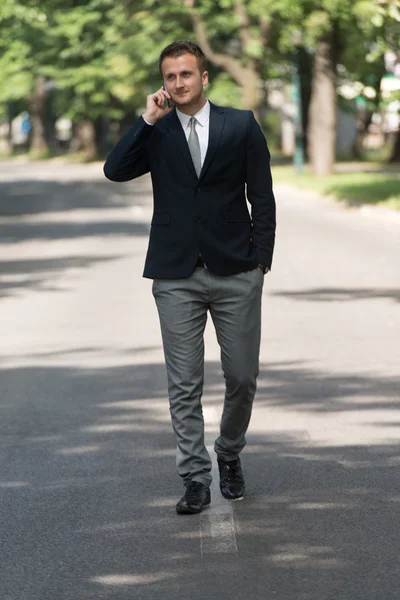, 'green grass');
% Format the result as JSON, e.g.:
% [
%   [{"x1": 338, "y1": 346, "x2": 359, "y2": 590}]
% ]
[{"x1": 272, "y1": 165, "x2": 400, "y2": 211}]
